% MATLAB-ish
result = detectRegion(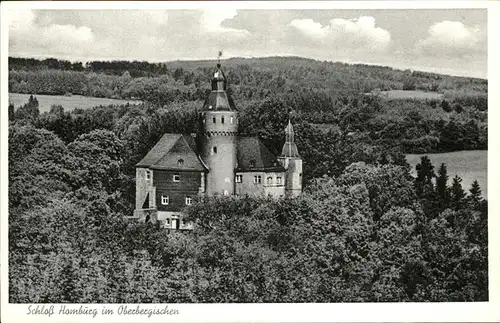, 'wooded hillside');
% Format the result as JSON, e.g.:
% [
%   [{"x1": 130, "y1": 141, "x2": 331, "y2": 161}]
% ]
[{"x1": 8, "y1": 56, "x2": 488, "y2": 303}]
